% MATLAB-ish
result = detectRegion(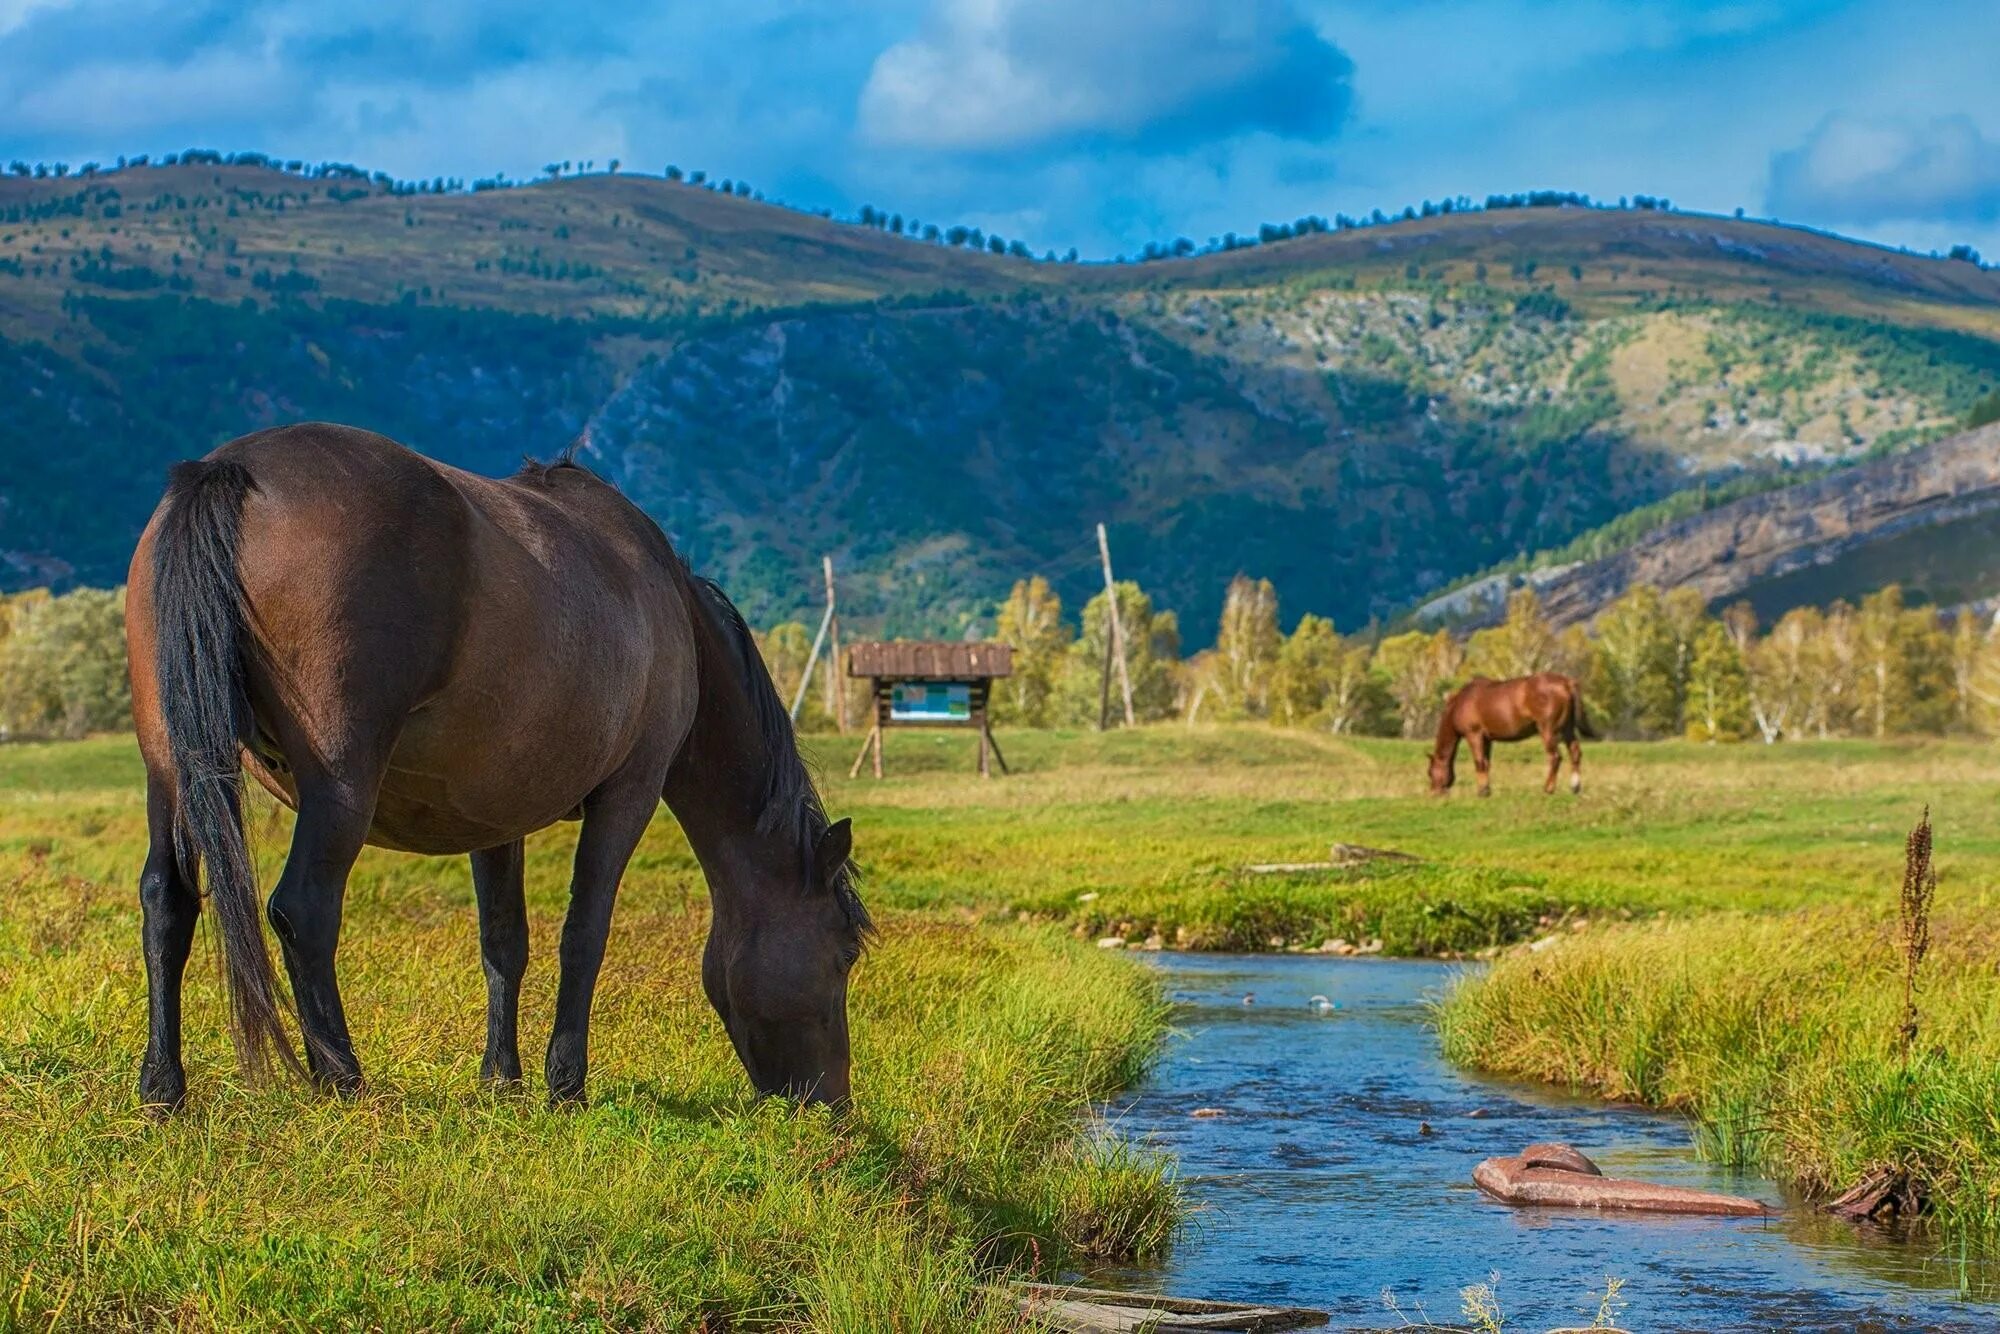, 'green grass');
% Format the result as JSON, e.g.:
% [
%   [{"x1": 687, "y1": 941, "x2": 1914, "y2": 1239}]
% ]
[
  {"x1": 815, "y1": 724, "x2": 2000, "y2": 1254},
  {"x1": 11, "y1": 726, "x2": 2000, "y2": 1322},
  {"x1": 0, "y1": 739, "x2": 1177, "y2": 1331},
  {"x1": 800, "y1": 727, "x2": 2000, "y2": 955},
  {"x1": 1435, "y1": 903, "x2": 2000, "y2": 1253}
]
